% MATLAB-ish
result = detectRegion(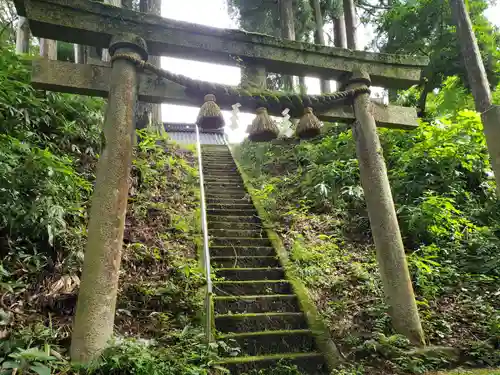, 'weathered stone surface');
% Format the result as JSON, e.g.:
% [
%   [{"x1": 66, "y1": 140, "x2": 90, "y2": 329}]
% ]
[
  {"x1": 19, "y1": 0, "x2": 428, "y2": 89},
  {"x1": 31, "y1": 59, "x2": 418, "y2": 129}
]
